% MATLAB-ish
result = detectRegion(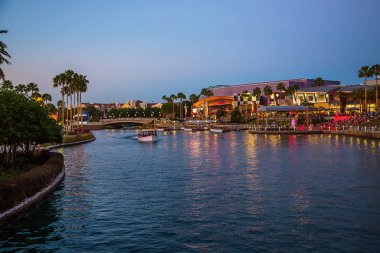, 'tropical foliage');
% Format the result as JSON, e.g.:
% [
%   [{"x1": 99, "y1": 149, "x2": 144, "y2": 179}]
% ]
[
  {"x1": 200, "y1": 88, "x2": 214, "y2": 119},
  {"x1": 216, "y1": 106, "x2": 227, "y2": 121},
  {"x1": 0, "y1": 87, "x2": 62, "y2": 168},
  {"x1": 314, "y1": 77, "x2": 324, "y2": 87},
  {"x1": 0, "y1": 30, "x2": 11, "y2": 81},
  {"x1": 230, "y1": 107, "x2": 242, "y2": 123},
  {"x1": 358, "y1": 66, "x2": 372, "y2": 112},
  {"x1": 53, "y1": 70, "x2": 89, "y2": 132}
]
